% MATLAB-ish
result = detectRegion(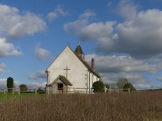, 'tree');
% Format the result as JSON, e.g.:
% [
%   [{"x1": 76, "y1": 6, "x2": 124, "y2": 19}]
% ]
[
  {"x1": 105, "y1": 83, "x2": 110, "y2": 92},
  {"x1": 7, "y1": 77, "x2": 14, "y2": 92},
  {"x1": 37, "y1": 87, "x2": 45, "y2": 94},
  {"x1": 92, "y1": 81, "x2": 105, "y2": 93},
  {"x1": 123, "y1": 83, "x2": 136, "y2": 92},
  {"x1": 19, "y1": 84, "x2": 28, "y2": 92},
  {"x1": 116, "y1": 78, "x2": 128, "y2": 89}
]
